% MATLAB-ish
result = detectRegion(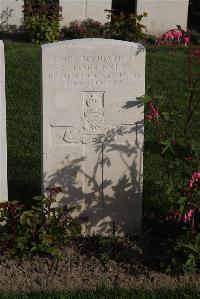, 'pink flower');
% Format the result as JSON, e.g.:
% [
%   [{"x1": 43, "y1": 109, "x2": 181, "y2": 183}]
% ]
[
  {"x1": 166, "y1": 210, "x2": 181, "y2": 221},
  {"x1": 171, "y1": 30, "x2": 182, "y2": 40},
  {"x1": 187, "y1": 172, "x2": 200, "y2": 189},
  {"x1": 166, "y1": 208, "x2": 194, "y2": 223},
  {"x1": 76, "y1": 22, "x2": 85, "y2": 33},
  {"x1": 181, "y1": 213, "x2": 187, "y2": 222},
  {"x1": 181, "y1": 208, "x2": 194, "y2": 223},
  {"x1": 192, "y1": 172, "x2": 200, "y2": 179},
  {"x1": 163, "y1": 31, "x2": 173, "y2": 40},
  {"x1": 188, "y1": 179, "x2": 193, "y2": 189},
  {"x1": 184, "y1": 37, "x2": 190, "y2": 45},
  {"x1": 147, "y1": 101, "x2": 159, "y2": 115},
  {"x1": 192, "y1": 49, "x2": 200, "y2": 58},
  {"x1": 146, "y1": 101, "x2": 159, "y2": 125},
  {"x1": 156, "y1": 28, "x2": 190, "y2": 47},
  {"x1": 146, "y1": 114, "x2": 152, "y2": 120},
  {"x1": 155, "y1": 38, "x2": 161, "y2": 45},
  {"x1": 187, "y1": 208, "x2": 193, "y2": 221}
]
